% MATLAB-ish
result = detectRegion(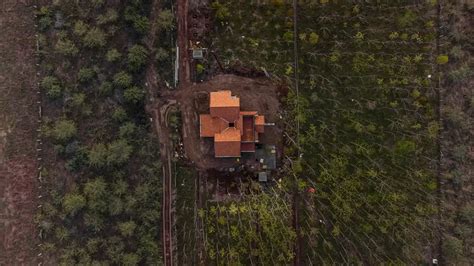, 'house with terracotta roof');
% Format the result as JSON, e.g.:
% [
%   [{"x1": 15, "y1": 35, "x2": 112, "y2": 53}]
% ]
[{"x1": 200, "y1": 90, "x2": 265, "y2": 158}]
